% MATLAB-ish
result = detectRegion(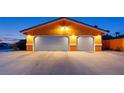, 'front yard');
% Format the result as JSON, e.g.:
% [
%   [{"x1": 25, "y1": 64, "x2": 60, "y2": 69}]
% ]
[{"x1": 0, "y1": 51, "x2": 124, "y2": 75}]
